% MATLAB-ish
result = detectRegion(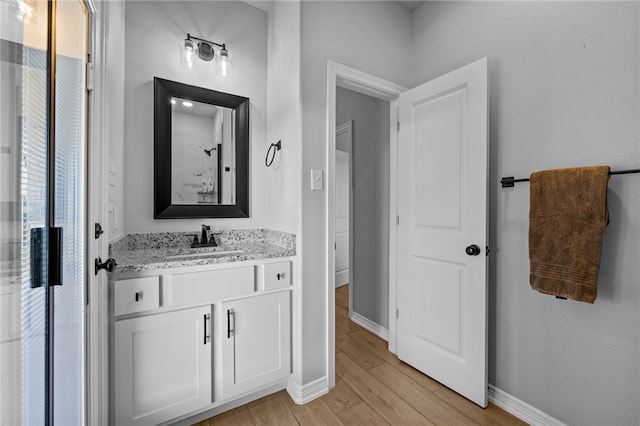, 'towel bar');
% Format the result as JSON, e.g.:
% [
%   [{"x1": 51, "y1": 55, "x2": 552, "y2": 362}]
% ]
[{"x1": 500, "y1": 168, "x2": 640, "y2": 188}]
